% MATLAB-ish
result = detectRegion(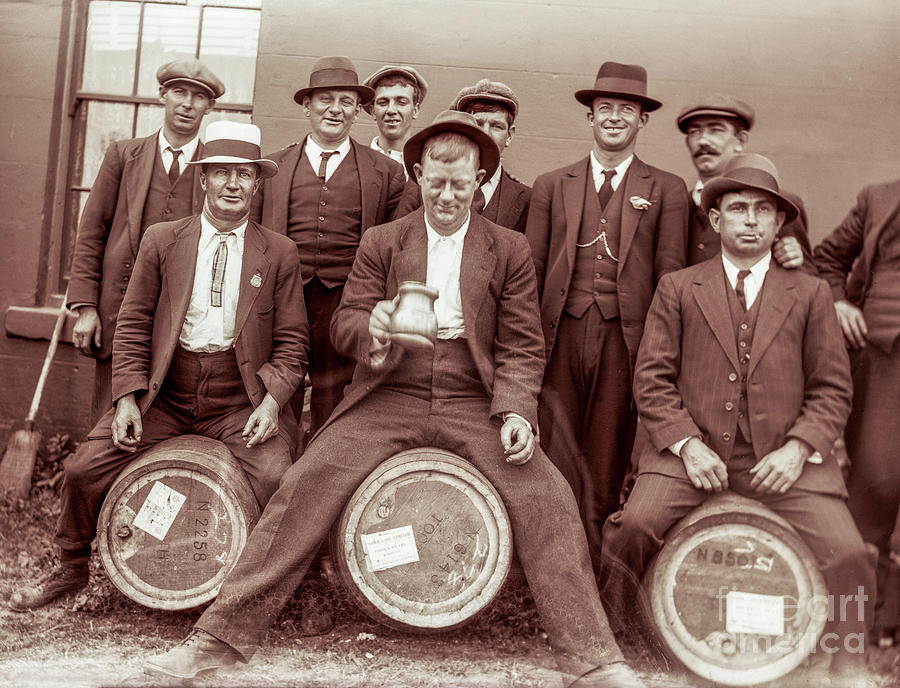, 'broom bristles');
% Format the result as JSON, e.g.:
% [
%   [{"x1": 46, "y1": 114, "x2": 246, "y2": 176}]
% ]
[{"x1": 0, "y1": 429, "x2": 41, "y2": 500}]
